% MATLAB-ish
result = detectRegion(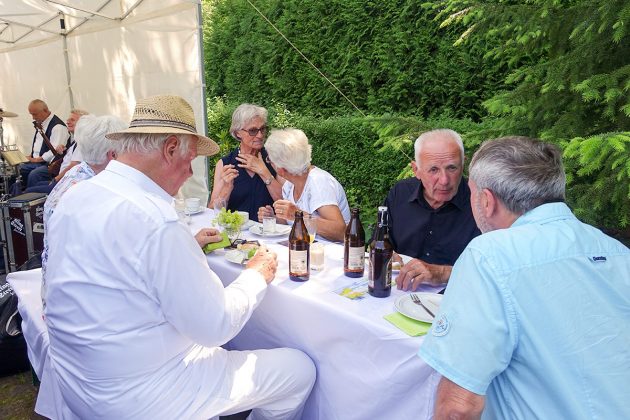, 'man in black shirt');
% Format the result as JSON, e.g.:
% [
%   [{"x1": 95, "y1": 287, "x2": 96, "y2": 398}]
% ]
[{"x1": 384, "y1": 129, "x2": 480, "y2": 291}]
